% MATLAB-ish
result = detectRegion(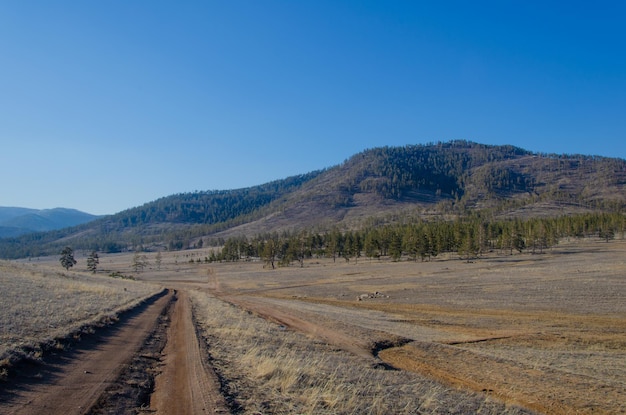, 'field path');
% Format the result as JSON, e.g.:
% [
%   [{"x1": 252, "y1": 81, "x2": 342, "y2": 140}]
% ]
[
  {"x1": 223, "y1": 294, "x2": 376, "y2": 360},
  {"x1": 0, "y1": 289, "x2": 230, "y2": 415},
  {"x1": 0, "y1": 291, "x2": 173, "y2": 415},
  {"x1": 216, "y1": 290, "x2": 625, "y2": 415},
  {"x1": 150, "y1": 290, "x2": 229, "y2": 414}
]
